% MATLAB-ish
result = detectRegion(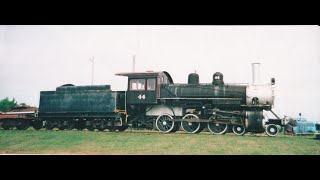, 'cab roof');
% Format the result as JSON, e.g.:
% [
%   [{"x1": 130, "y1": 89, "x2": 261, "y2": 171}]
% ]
[{"x1": 115, "y1": 71, "x2": 173, "y2": 83}]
